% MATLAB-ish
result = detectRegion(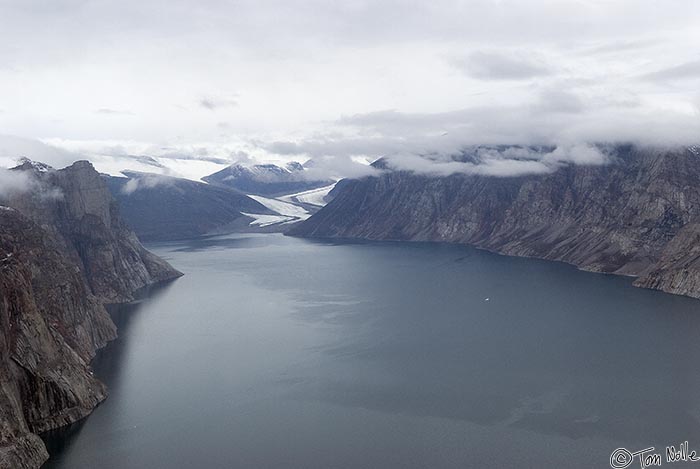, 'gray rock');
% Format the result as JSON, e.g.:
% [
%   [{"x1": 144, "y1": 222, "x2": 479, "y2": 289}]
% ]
[
  {"x1": 0, "y1": 161, "x2": 182, "y2": 468},
  {"x1": 290, "y1": 145, "x2": 700, "y2": 298}
]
